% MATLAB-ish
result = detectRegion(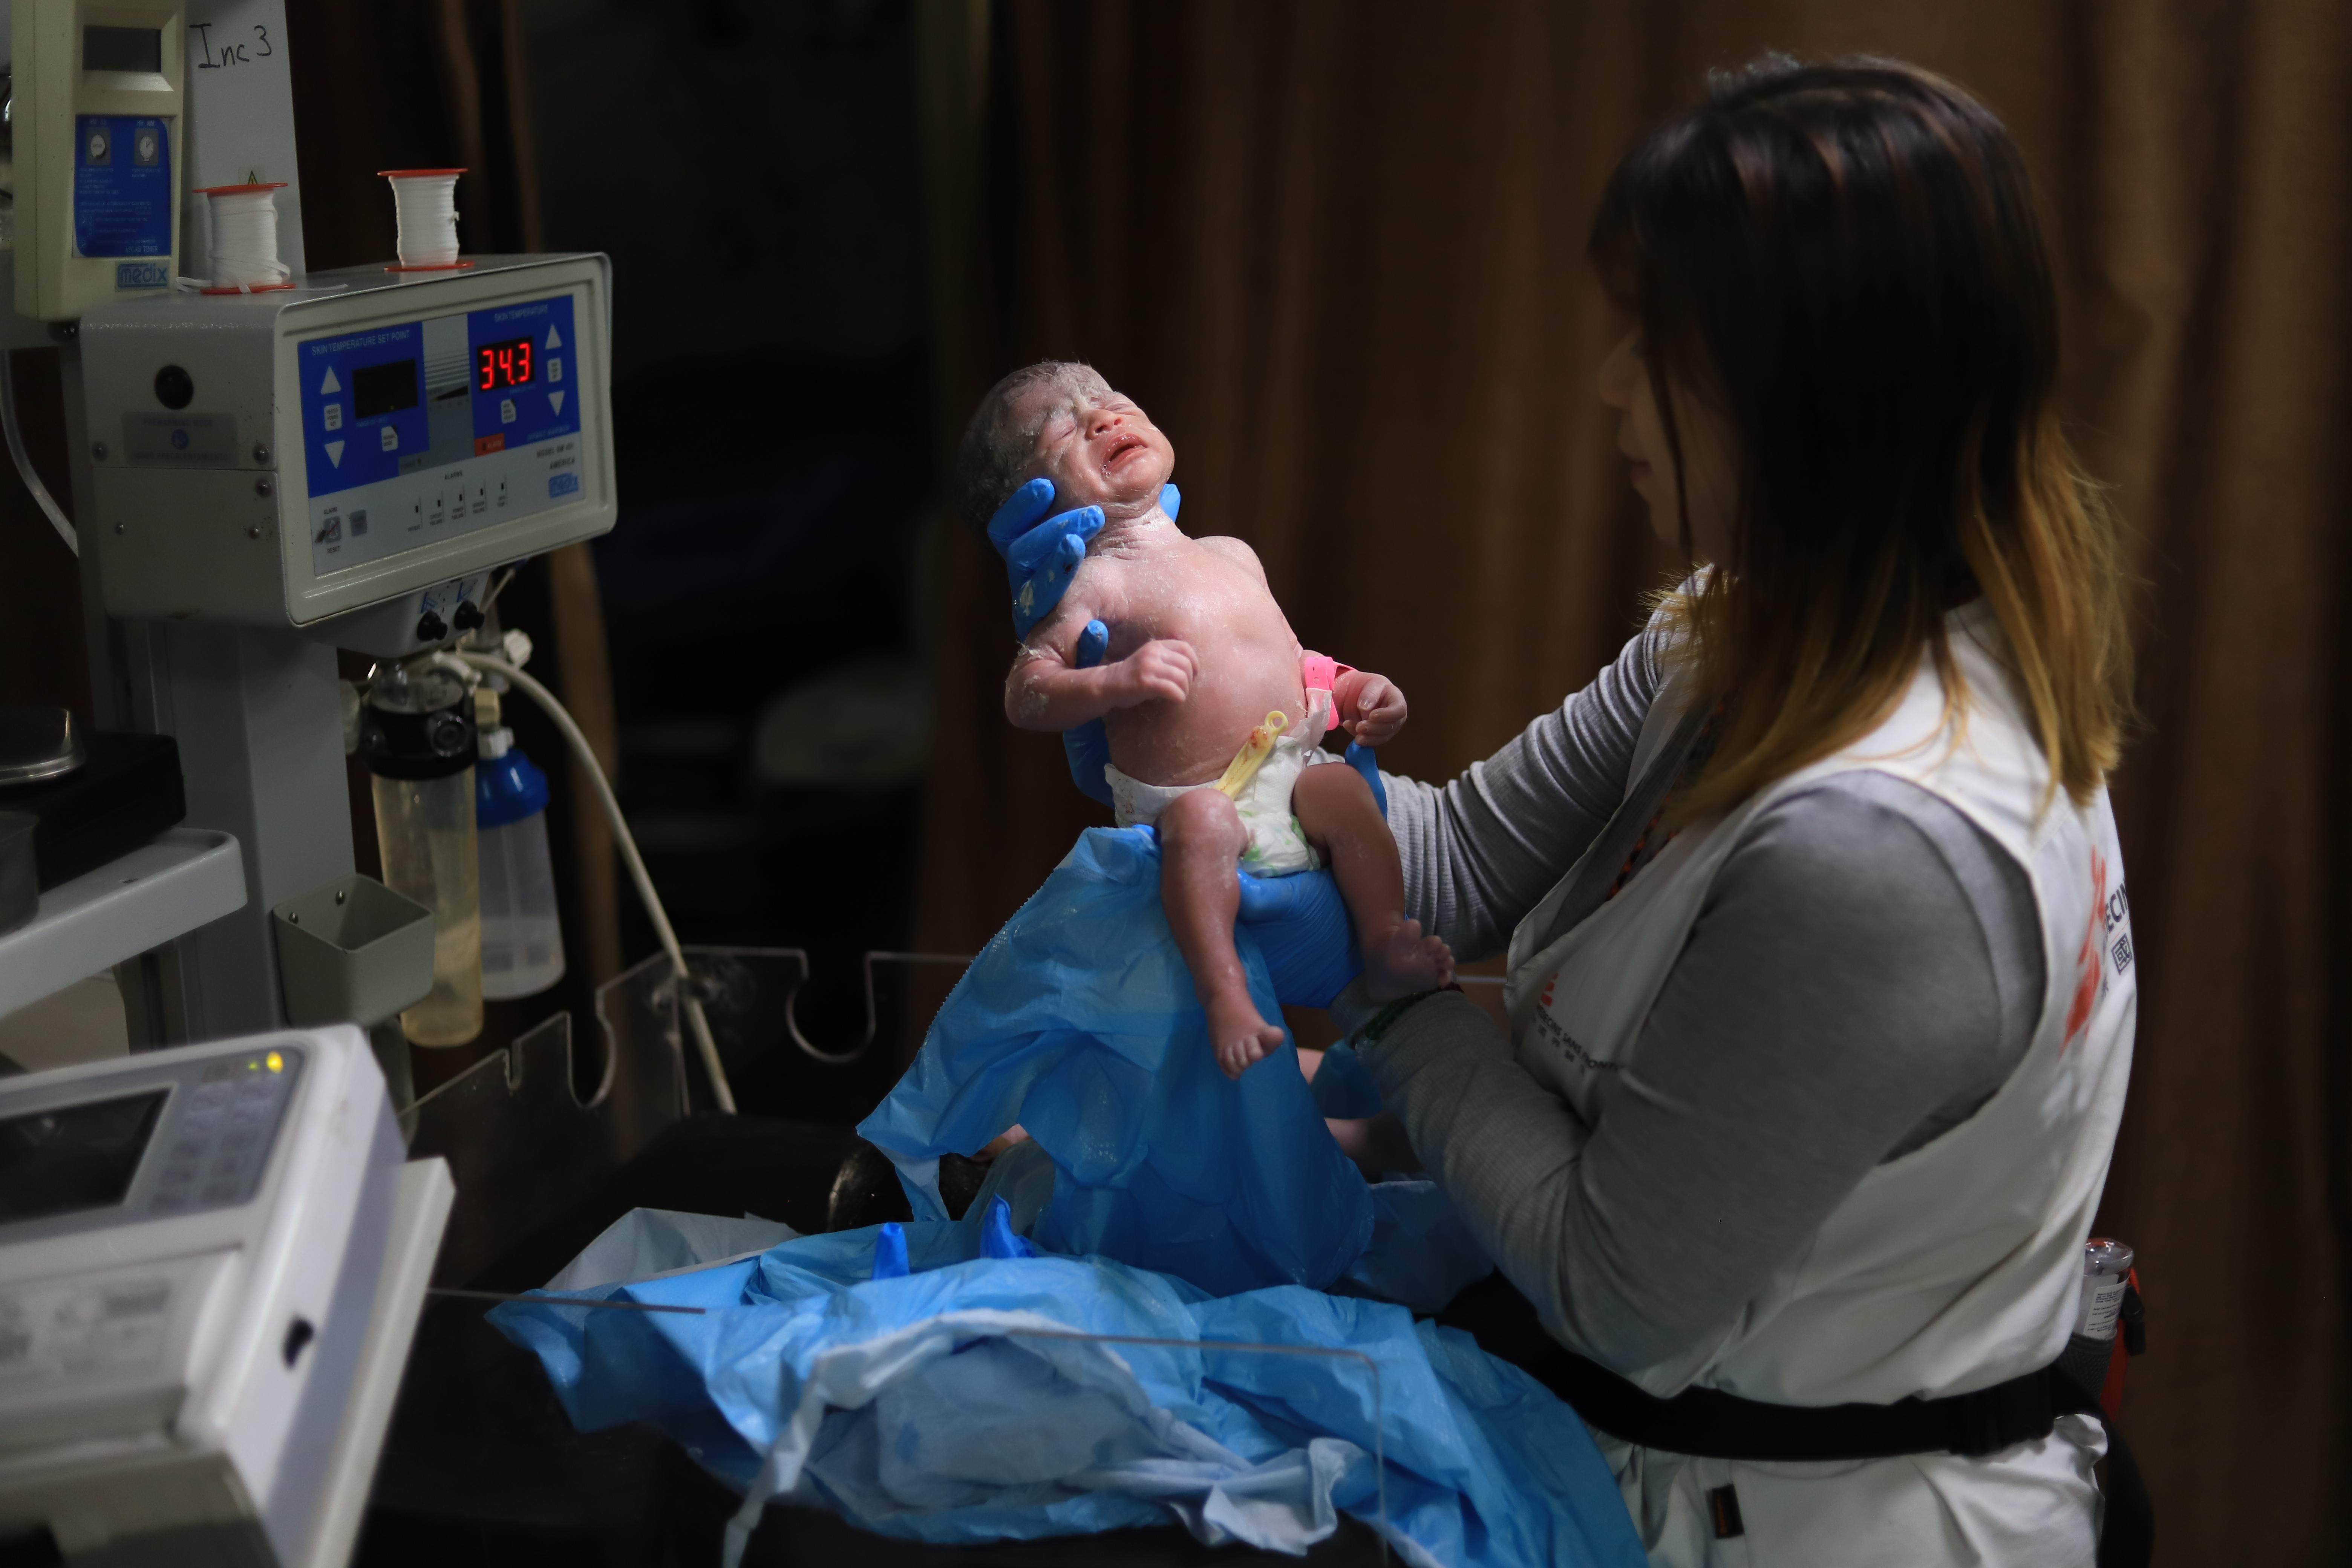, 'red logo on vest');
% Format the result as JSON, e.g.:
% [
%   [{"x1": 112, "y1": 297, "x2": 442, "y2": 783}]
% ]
[{"x1": 2063, "y1": 848, "x2": 2109, "y2": 1050}]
